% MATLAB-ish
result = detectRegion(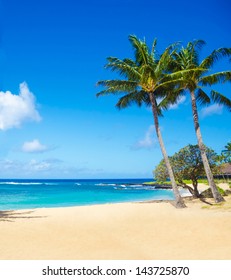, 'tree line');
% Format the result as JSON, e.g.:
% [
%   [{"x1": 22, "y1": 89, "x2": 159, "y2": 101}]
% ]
[{"x1": 97, "y1": 35, "x2": 231, "y2": 208}]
